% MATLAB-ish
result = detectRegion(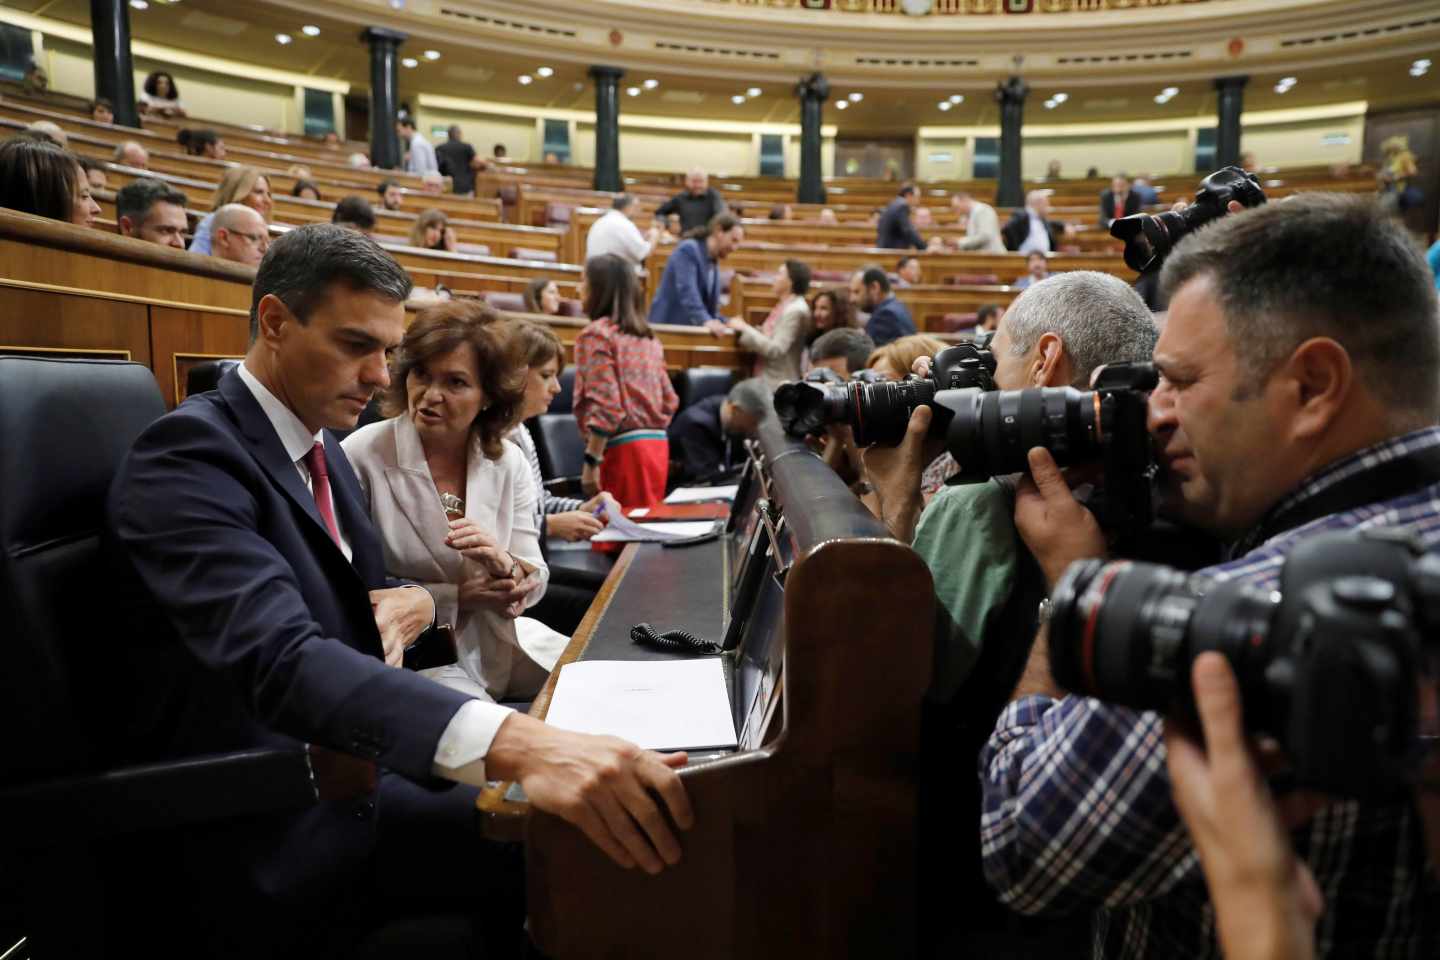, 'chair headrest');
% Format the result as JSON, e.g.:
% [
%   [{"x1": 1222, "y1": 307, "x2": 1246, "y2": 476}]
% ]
[
  {"x1": 482, "y1": 291, "x2": 527, "y2": 313},
  {"x1": 0, "y1": 357, "x2": 164, "y2": 555}
]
